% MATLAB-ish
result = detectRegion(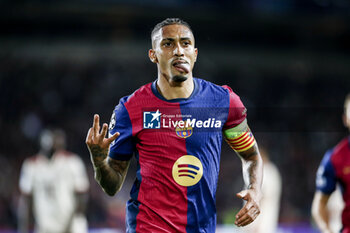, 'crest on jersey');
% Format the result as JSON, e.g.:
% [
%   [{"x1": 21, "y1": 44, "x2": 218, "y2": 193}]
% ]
[
  {"x1": 143, "y1": 109, "x2": 161, "y2": 129},
  {"x1": 109, "y1": 112, "x2": 116, "y2": 130},
  {"x1": 172, "y1": 155, "x2": 203, "y2": 187},
  {"x1": 175, "y1": 125, "x2": 193, "y2": 138}
]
